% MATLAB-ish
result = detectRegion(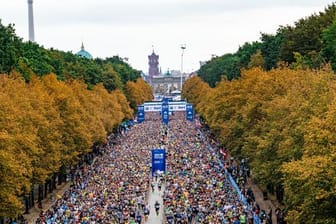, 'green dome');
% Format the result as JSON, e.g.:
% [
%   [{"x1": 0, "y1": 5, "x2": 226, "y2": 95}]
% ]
[{"x1": 76, "y1": 43, "x2": 92, "y2": 59}]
